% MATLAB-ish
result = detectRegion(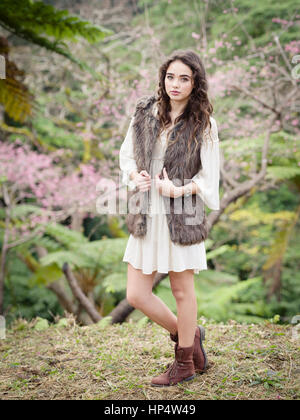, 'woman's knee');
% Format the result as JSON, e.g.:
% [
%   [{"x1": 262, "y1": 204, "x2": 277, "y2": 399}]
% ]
[
  {"x1": 126, "y1": 290, "x2": 152, "y2": 309},
  {"x1": 126, "y1": 264, "x2": 155, "y2": 308},
  {"x1": 126, "y1": 291, "x2": 140, "y2": 308},
  {"x1": 169, "y1": 270, "x2": 195, "y2": 302},
  {"x1": 171, "y1": 288, "x2": 190, "y2": 302}
]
